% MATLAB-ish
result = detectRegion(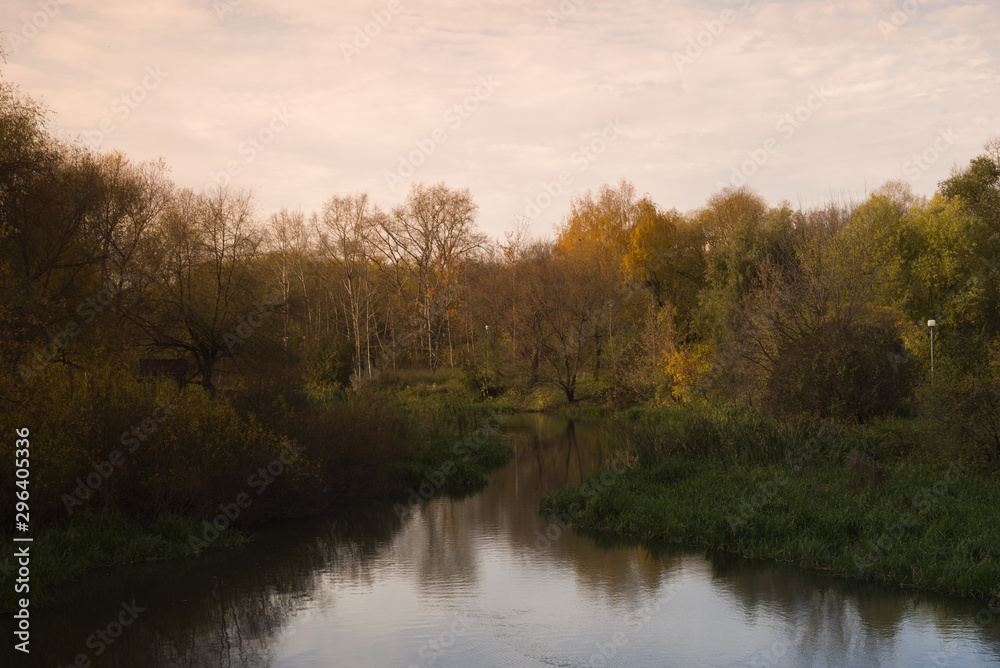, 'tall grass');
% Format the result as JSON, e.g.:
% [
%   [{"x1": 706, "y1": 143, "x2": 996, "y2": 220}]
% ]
[
  {"x1": 614, "y1": 403, "x2": 844, "y2": 467},
  {"x1": 541, "y1": 401, "x2": 1000, "y2": 599},
  {"x1": 541, "y1": 459, "x2": 1000, "y2": 599},
  {"x1": 0, "y1": 507, "x2": 247, "y2": 610}
]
